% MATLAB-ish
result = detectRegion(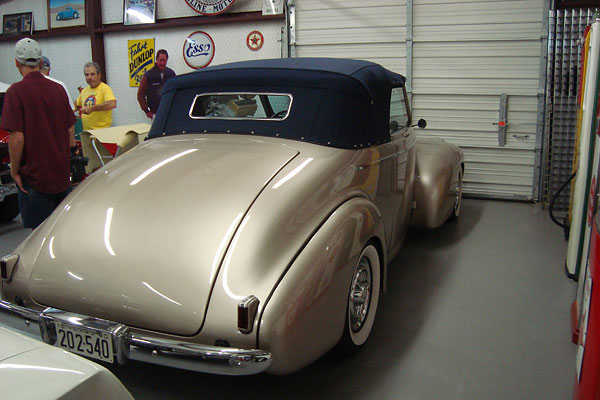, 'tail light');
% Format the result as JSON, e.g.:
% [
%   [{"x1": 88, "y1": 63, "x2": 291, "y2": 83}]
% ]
[
  {"x1": 238, "y1": 295, "x2": 259, "y2": 334},
  {"x1": 0, "y1": 254, "x2": 19, "y2": 282}
]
